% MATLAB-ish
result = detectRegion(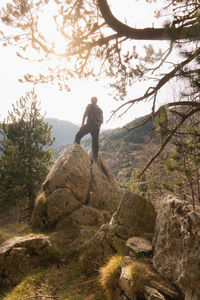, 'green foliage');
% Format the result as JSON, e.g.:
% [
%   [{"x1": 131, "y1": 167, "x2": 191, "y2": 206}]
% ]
[
  {"x1": 154, "y1": 106, "x2": 169, "y2": 139},
  {"x1": 2, "y1": 272, "x2": 46, "y2": 300},
  {"x1": 0, "y1": 90, "x2": 55, "y2": 217},
  {"x1": 164, "y1": 159, "x2": 177, "y2": 172},
  {"x1": 156, "y1": 109, "x2": 200, "y2": 208},
  {"x1": 160, "y1": 181, "x2": 174, "y2": 192},
  {"x1": 62, "y1": 268, "x2": 87, "y2": 299},
  {"x1": 120, "y1": 168, "x2": 149, "y2": 197},
  {"x1": 0, "y1": 220, "x2": 104, "y2": 299}
]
